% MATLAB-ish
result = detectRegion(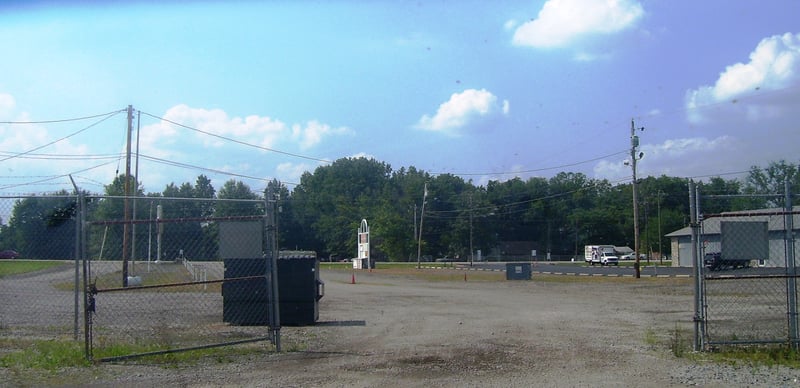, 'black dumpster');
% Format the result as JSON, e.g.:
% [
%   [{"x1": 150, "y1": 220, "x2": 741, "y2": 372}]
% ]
[
  {"x1": 277, "y1": 252, "x2": 324, "y2": 325},
  {"x1": 505, "y1": 262, "x2": 532, "y2": 280},
  {"x1": 222, "y1": 251, "x2": 323, "y2": 326}
]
